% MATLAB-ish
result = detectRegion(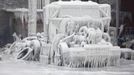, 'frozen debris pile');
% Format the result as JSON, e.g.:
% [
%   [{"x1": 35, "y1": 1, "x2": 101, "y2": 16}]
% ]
[
  {"x1": 0, "y1": 44, "x2": 11, "y2": 55},
  {"x1": 0, "y1": 44, "x2": 12, "y2": 61},
  {"x1": 5, "y1": 32, "x2": 47, "y2": 61}
]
